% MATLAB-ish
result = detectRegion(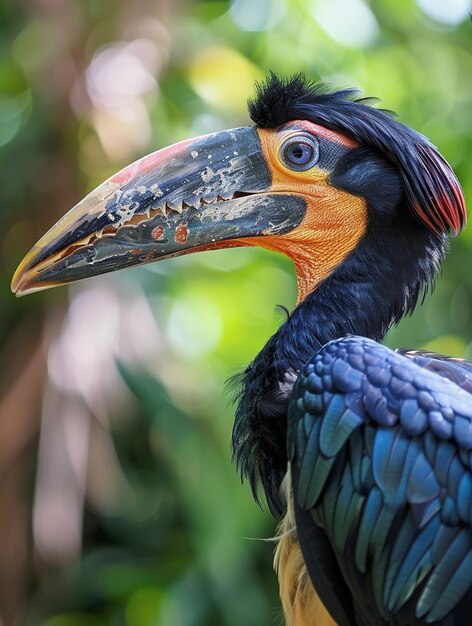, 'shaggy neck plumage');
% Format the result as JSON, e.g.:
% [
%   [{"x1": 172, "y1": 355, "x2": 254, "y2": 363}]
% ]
[{"x1": 232, "y1": 211, "x2": 447, "y2": 517}]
